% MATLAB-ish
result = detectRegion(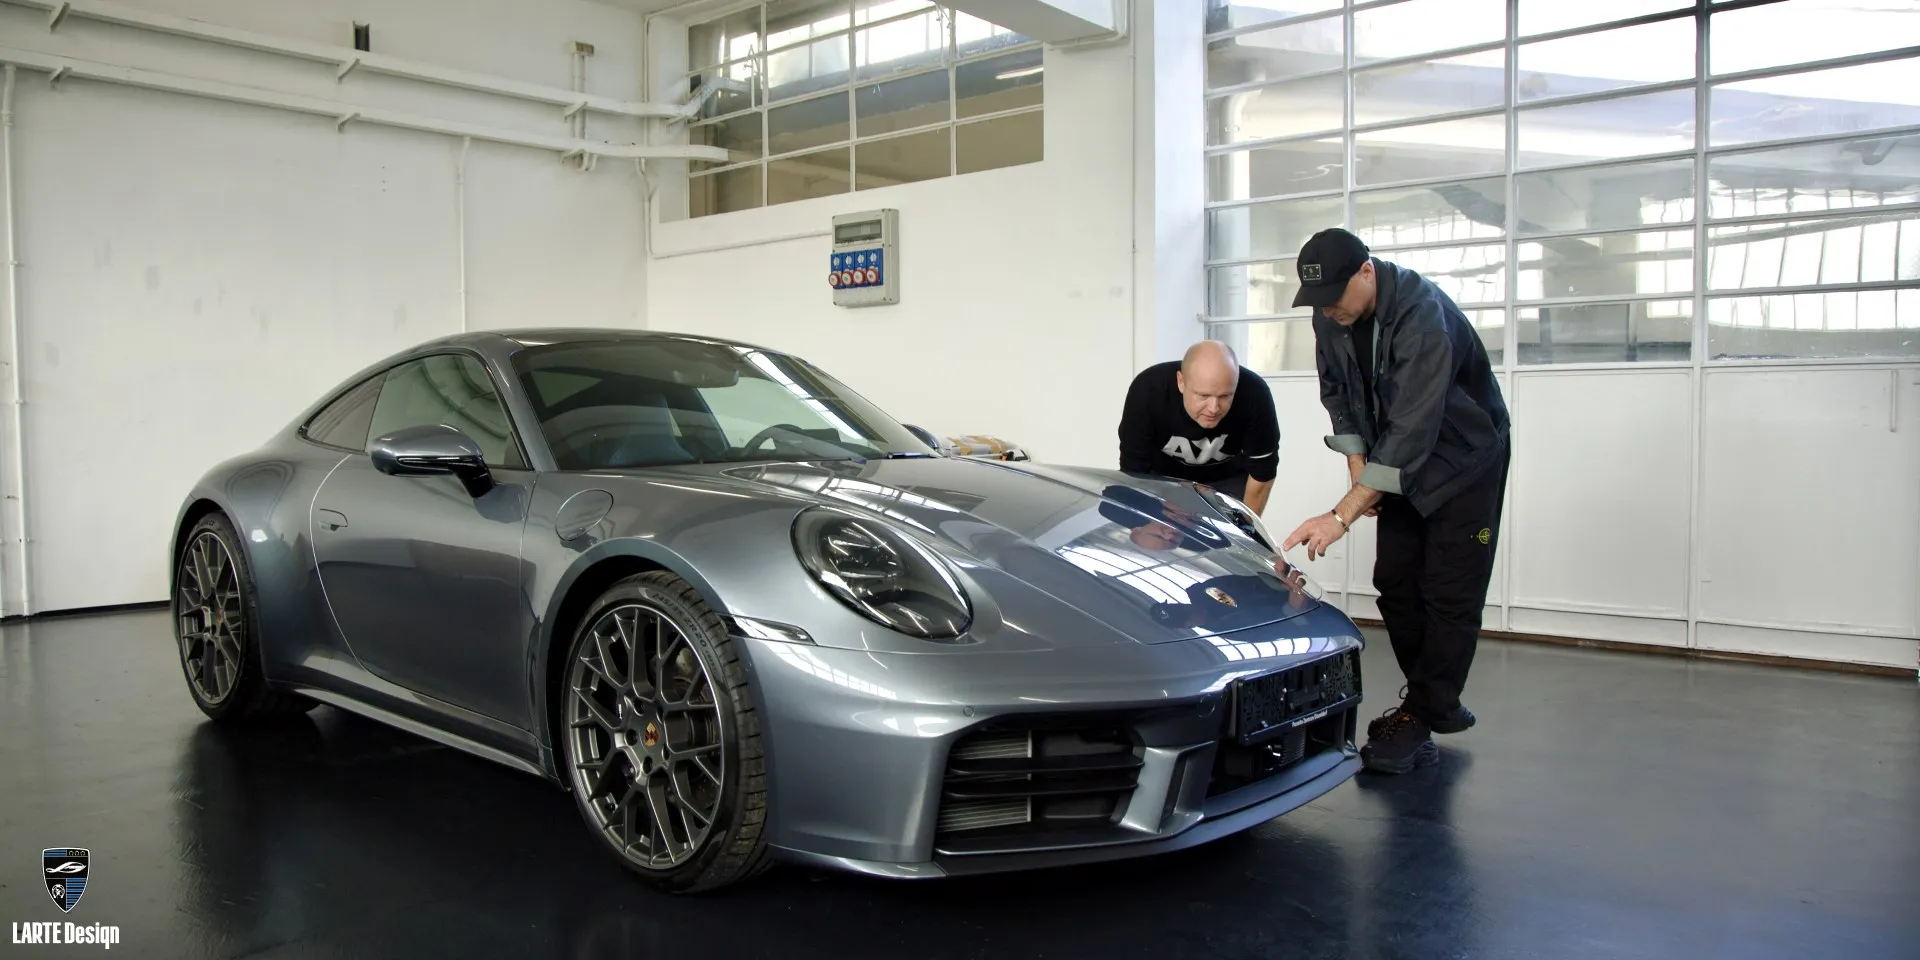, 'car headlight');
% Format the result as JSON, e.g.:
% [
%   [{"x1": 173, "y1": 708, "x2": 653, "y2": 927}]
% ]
[
  {"x1": 1200, "y1": 487, "x2": 1276, "y2": 552},
  {"x1": 792, "y1": 507, "x2": 971, "y2": 639}
]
